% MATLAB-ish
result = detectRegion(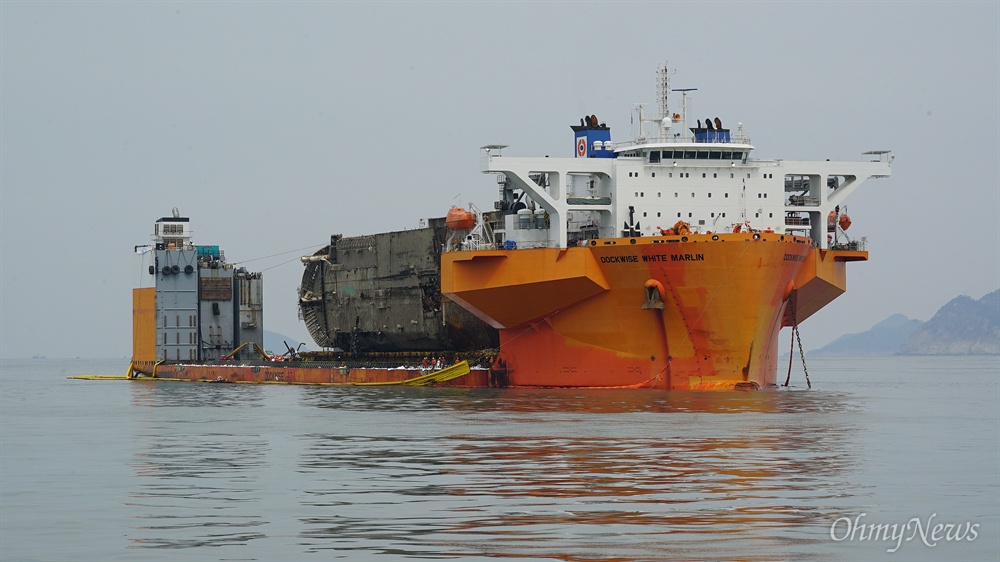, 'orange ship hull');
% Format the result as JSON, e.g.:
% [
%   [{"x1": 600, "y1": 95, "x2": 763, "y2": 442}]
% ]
[{"x1": 442, "y1": 233, "x2": 864, "y2": 390}]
